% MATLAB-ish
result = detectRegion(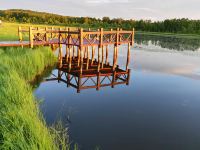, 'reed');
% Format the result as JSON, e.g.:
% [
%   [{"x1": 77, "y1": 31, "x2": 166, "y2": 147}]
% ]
[{"x1": 0, "y1": 47, "x2": 69, "y2": 149}]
